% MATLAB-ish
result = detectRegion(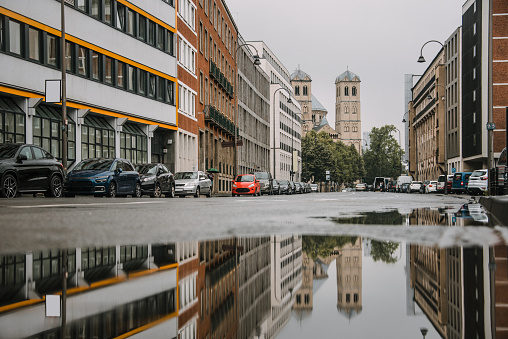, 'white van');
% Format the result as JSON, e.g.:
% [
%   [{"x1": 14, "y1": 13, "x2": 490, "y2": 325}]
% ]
[{"x1": 396, "y1": 175, "x2": 412, "y2": 192}]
